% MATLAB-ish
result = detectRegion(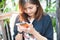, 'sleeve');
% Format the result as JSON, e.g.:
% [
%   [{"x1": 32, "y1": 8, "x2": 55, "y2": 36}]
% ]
[
  {"x1": 44, "y1": 16, "x2": 53, "y2": 40},
  {"x1": 13, "y1": 24, "x2": 18, "y2": 40},
  {"x1": 13, "y1": 16, "x2": 19, "y2": 40}
]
